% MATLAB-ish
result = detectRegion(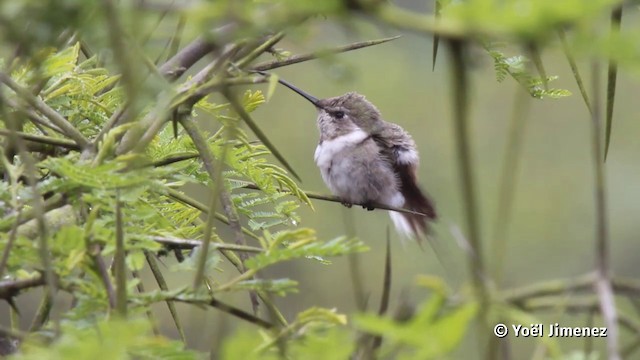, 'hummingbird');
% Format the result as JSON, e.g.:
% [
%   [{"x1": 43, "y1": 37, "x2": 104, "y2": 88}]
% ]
[{"x1": 266, "y1": 73, "x2": 437, "y2": 239}]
